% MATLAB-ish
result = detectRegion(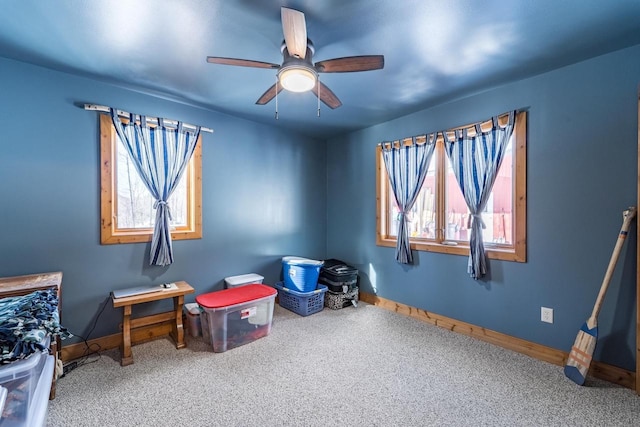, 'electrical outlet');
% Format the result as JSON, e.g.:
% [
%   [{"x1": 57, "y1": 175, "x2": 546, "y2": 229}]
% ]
[{"x1": 541, "y1": 307, "x2": 554, "y2": 324}]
